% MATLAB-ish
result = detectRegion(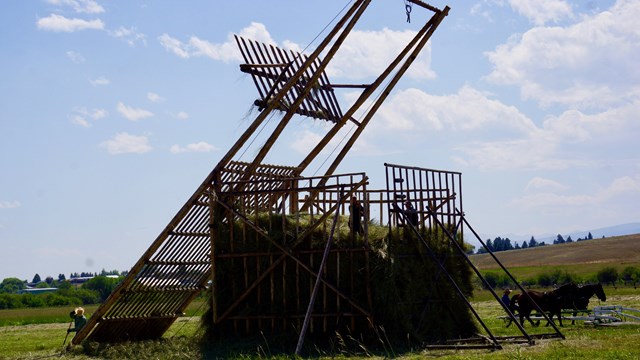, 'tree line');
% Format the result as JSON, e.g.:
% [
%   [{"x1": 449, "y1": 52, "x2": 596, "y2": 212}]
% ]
[
  {"x1": 475, "y1": 232, "x2": 595, "y2": 254},
  {"x1": 29, "y1": 269, "x2": 126, "y2": 285},
  {"x1": 481, "y1": 265, "x2": 640, "y2": 289},
  {"x1": 0, "y1": 274, "x2": 124, "y2": 310}
]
